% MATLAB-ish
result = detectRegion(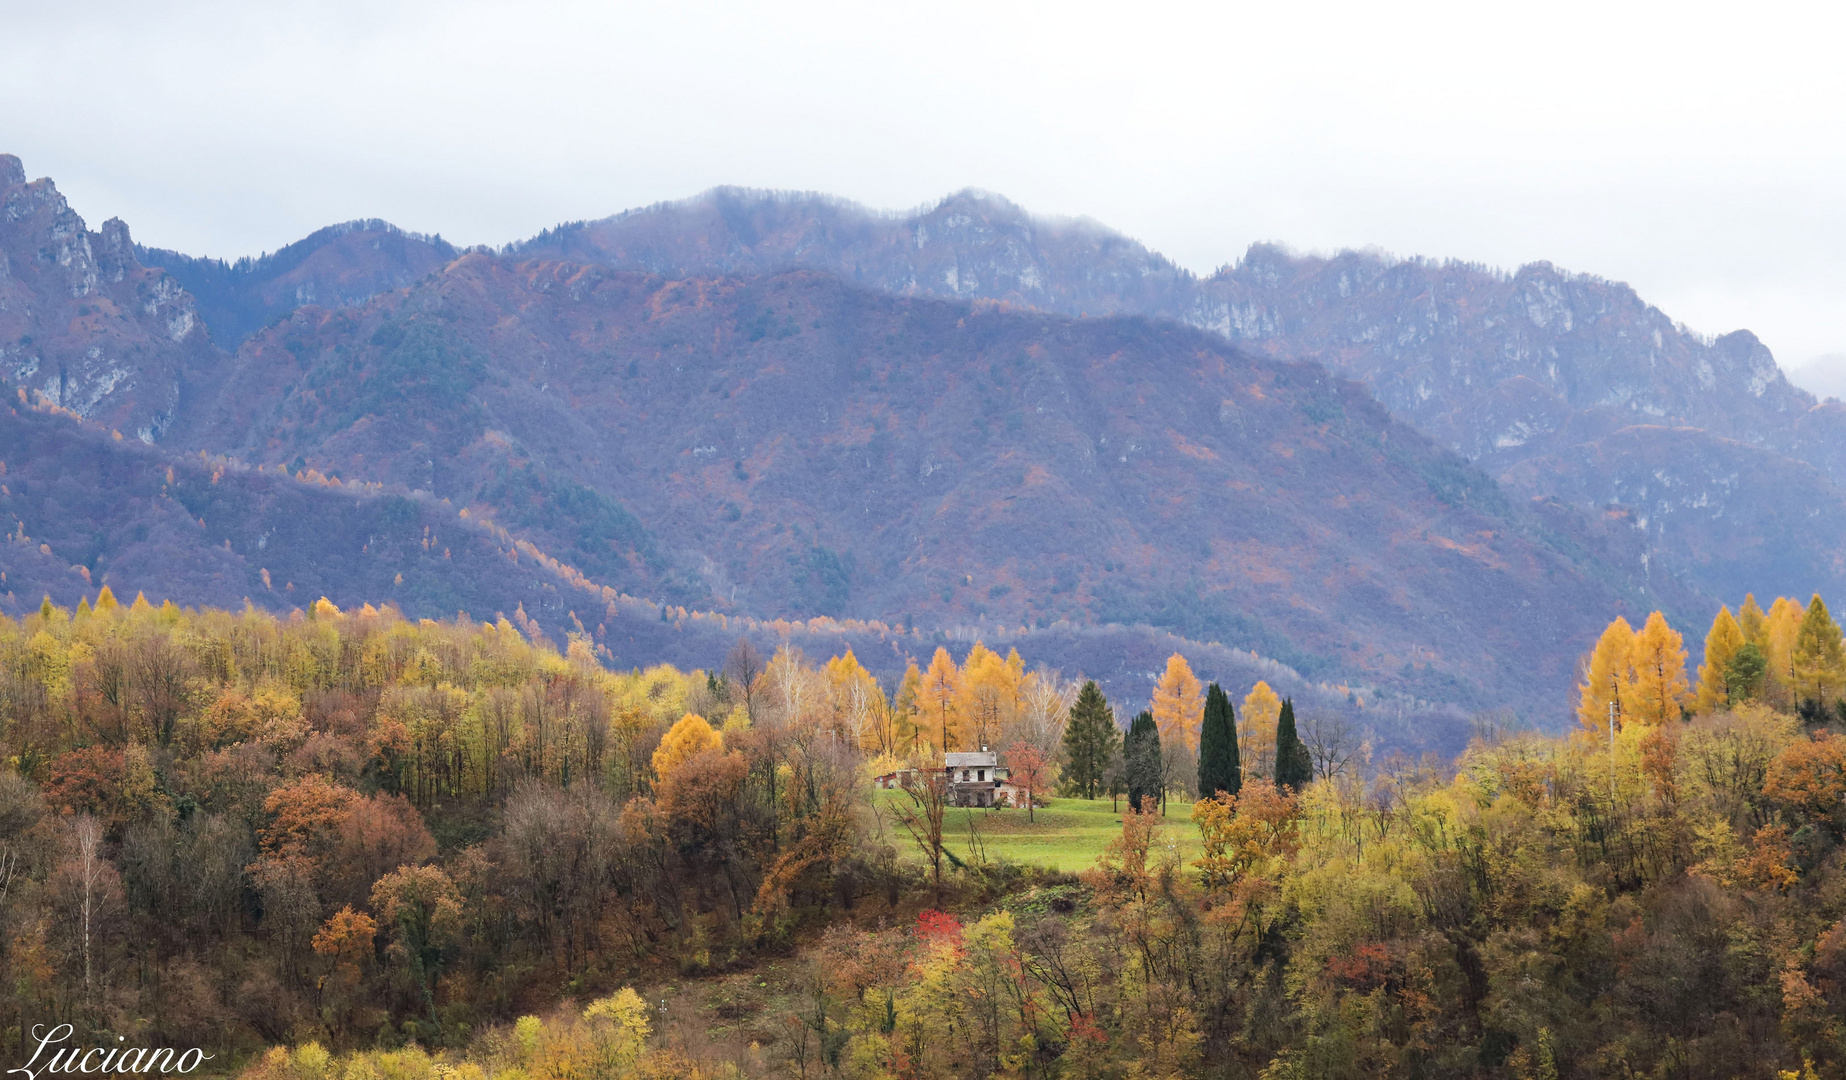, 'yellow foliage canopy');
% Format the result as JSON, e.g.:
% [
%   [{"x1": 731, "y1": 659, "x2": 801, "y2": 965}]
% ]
[{"x1": 652, "y1": 712, "x2": 722, "y2": 780}]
